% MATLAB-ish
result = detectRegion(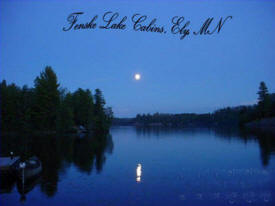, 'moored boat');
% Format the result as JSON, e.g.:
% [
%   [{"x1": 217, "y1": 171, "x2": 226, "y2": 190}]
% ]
[
  {"x1": 0, "y1": 155, "x2": 20, "y2": 173},
  {"x1": 12, "y1": 157, "x2": 42, "y2": 179}
]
